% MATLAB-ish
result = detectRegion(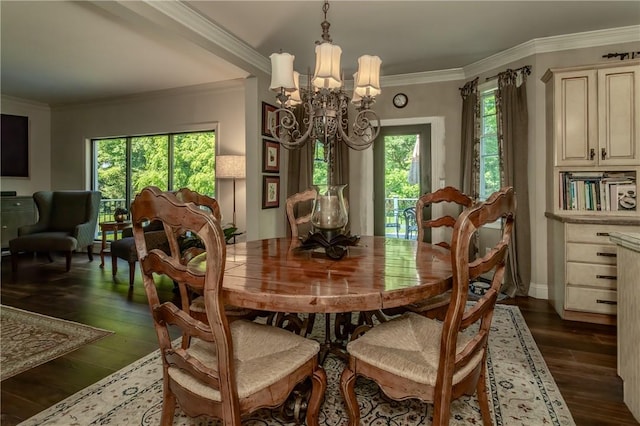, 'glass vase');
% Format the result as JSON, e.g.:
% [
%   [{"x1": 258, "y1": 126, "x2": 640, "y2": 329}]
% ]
[{"x1": 311, "y1": 184, "x2": 348, "y2": 240}]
